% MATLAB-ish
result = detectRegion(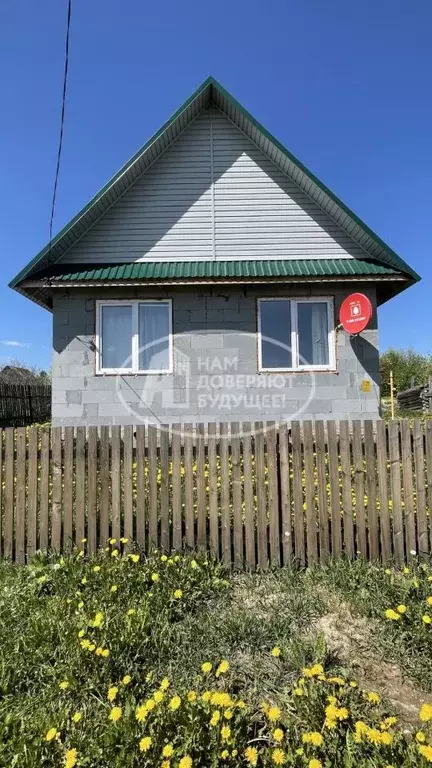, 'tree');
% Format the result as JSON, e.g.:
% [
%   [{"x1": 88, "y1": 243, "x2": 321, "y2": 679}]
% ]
[{"x1": 380, "y1": 348, "x2": 432, "y2": 397}]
